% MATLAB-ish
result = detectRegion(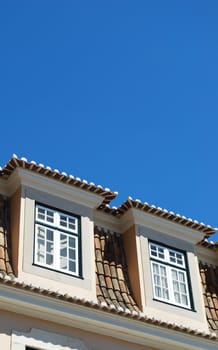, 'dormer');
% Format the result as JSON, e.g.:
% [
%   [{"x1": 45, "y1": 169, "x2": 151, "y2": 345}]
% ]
[
  {"x1": 96, "y1": 198, "x2": 217, "y2": 334},
  {"x1": 0, "y1": 155, "x2": 116, "y2": 301}
]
